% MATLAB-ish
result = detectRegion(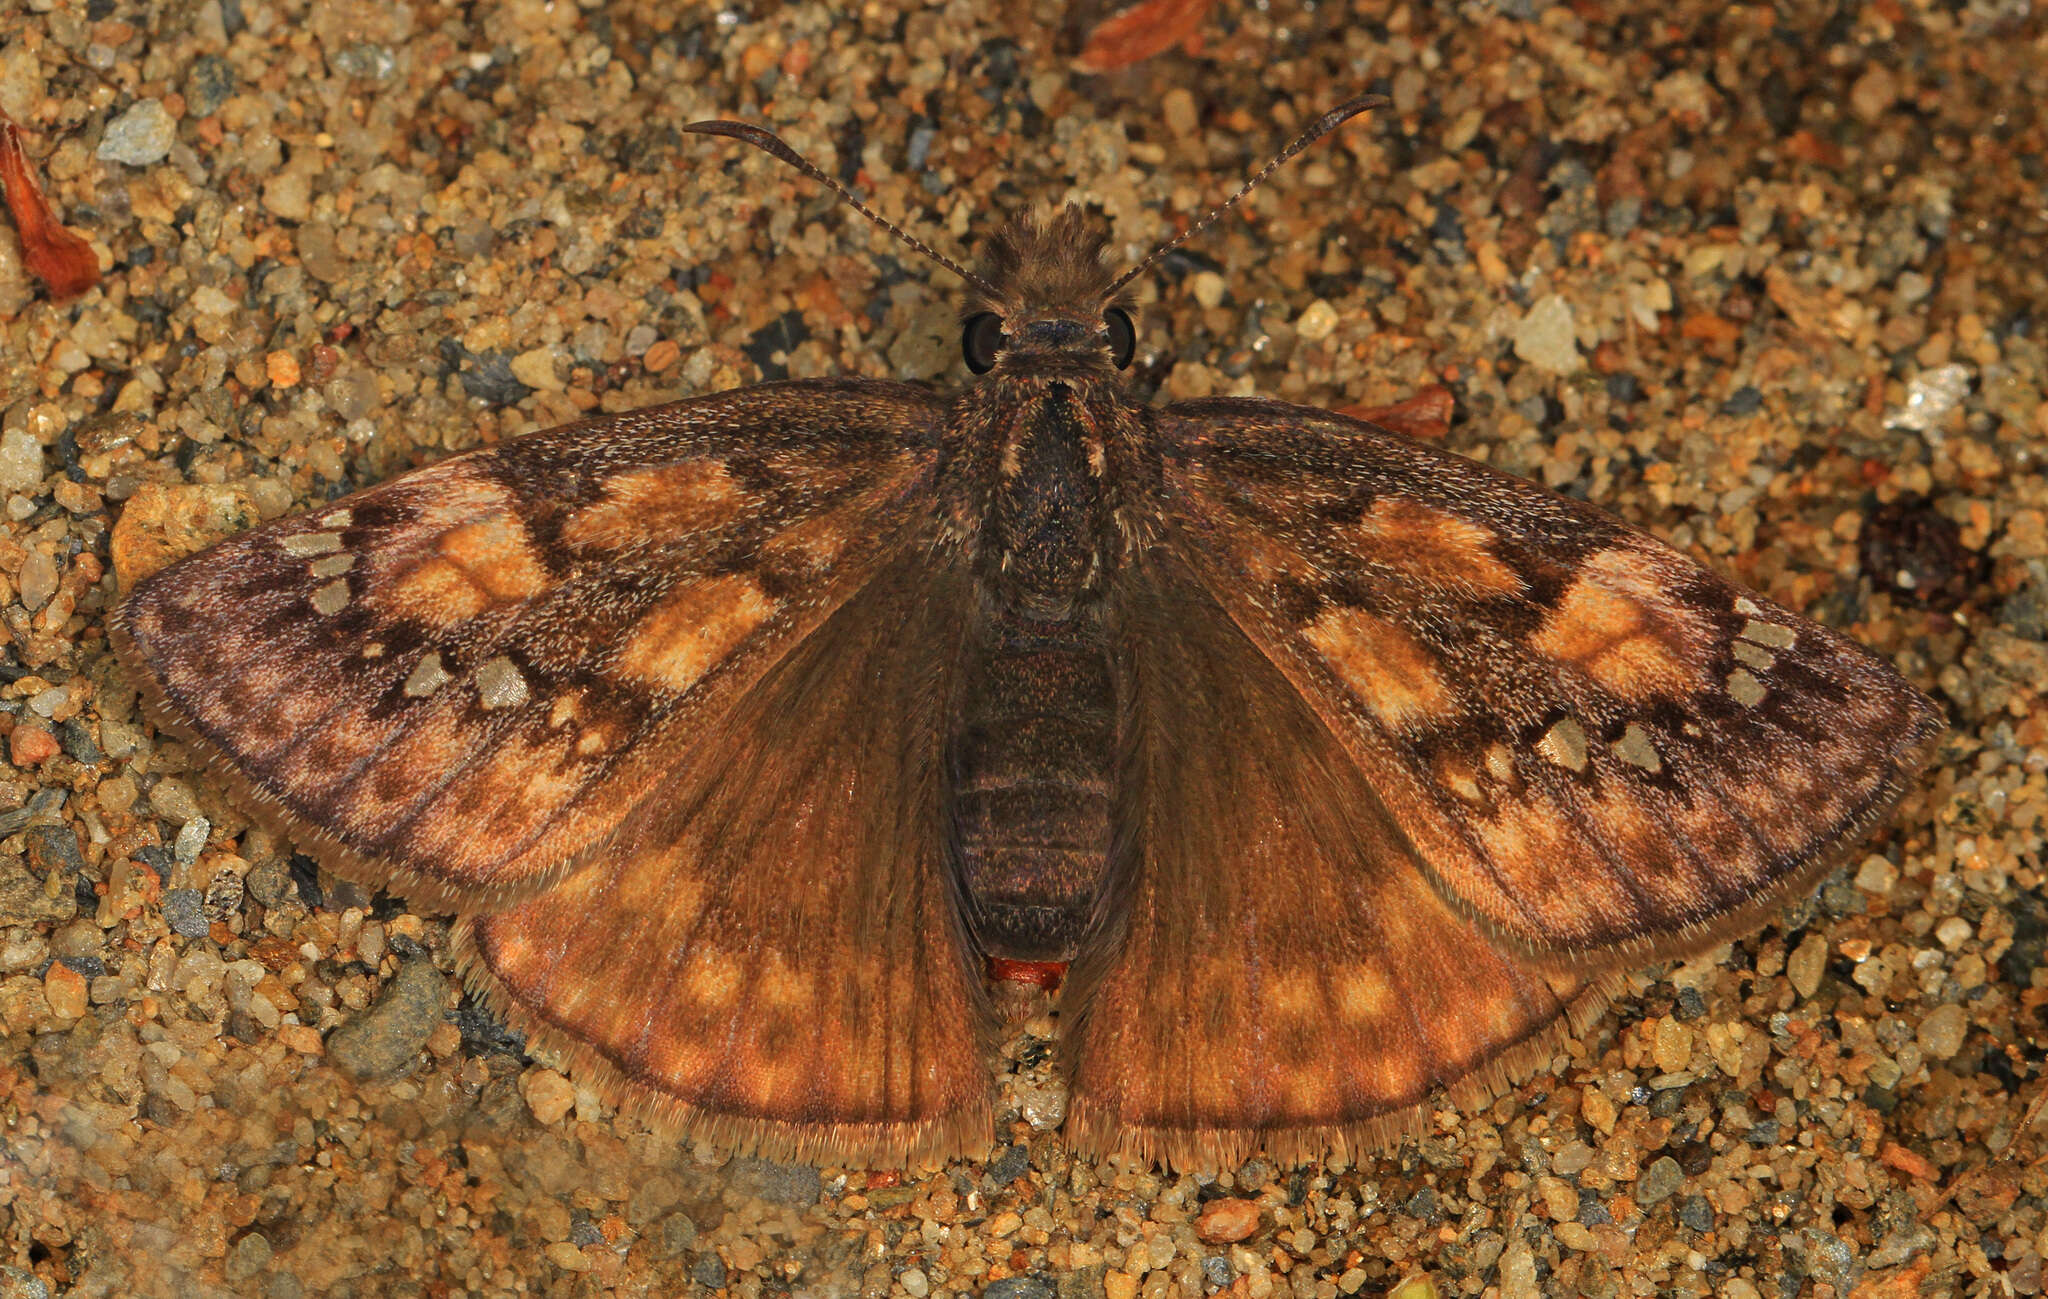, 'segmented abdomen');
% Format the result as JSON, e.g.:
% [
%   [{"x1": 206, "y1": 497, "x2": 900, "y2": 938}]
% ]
[{"x1": 948, "y1": 607, "x2": 1115, "y2": 961}]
